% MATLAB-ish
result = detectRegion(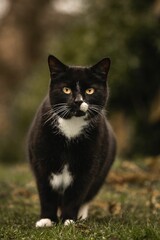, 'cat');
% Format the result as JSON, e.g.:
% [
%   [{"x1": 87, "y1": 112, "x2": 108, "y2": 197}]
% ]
[{"x1": 27, "y1": 55, "x2": 116, "y2": 227}]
